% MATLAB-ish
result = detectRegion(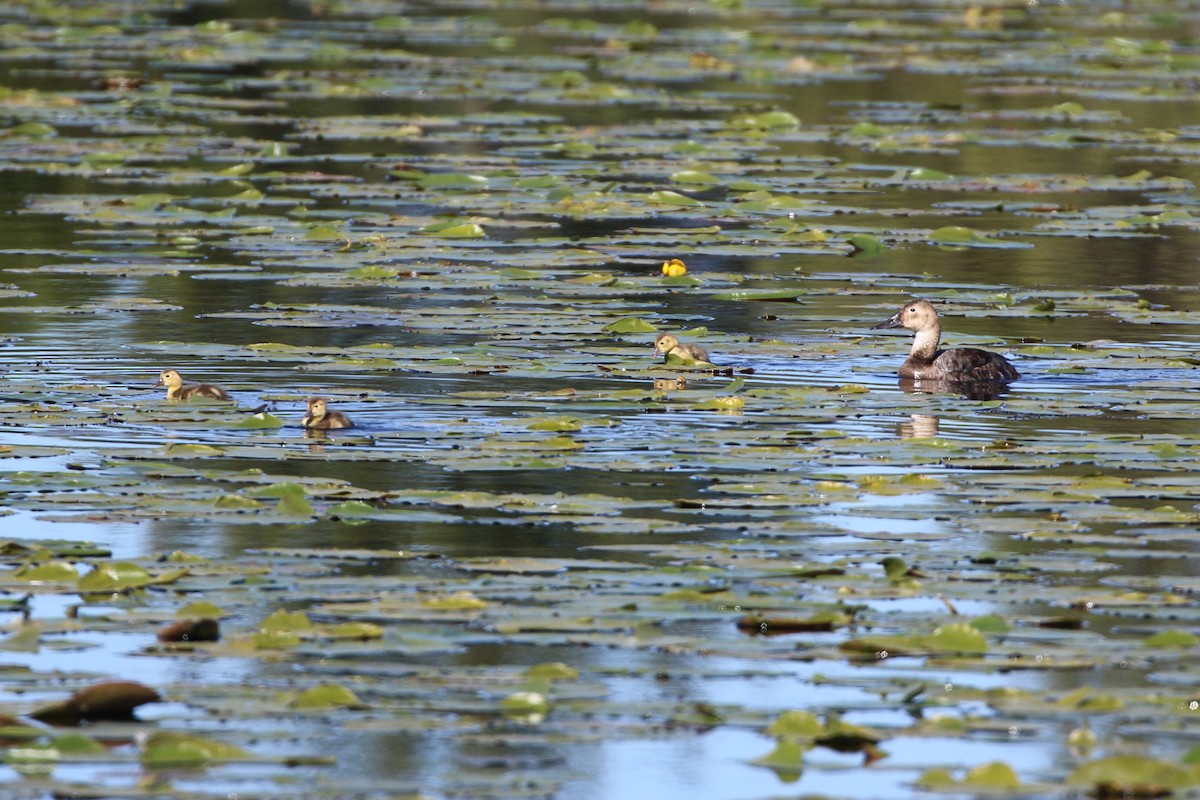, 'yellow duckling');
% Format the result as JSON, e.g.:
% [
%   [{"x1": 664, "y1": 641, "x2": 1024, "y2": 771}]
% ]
[
  {"x1": 156, "y1": 369, "x2": 231, "y2": 401},
  {"x1": 302, "y1": 397, "x2": 354, "y2": 430},
  {"x1": 654, "y1": 333, "x2": 709, "y2": 364}
]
